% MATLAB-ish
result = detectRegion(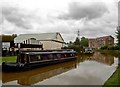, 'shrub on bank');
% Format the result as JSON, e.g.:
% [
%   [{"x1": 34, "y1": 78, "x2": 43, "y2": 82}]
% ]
[
  {"x1": 62, "y1": 45, "x2": 81, "y2": 53},
  {"x1": 100, "y1": 46, "x2": 108, "y2": 50},
  {"x1": 100, "y1": 46, "x2": 120, "y2": 50},
  {"x1": 0, "y1": 56, "x2": 17, "y2": 63},
  {"x1": 113, "y1": 46, "x2": 120, "y2": 50}
]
